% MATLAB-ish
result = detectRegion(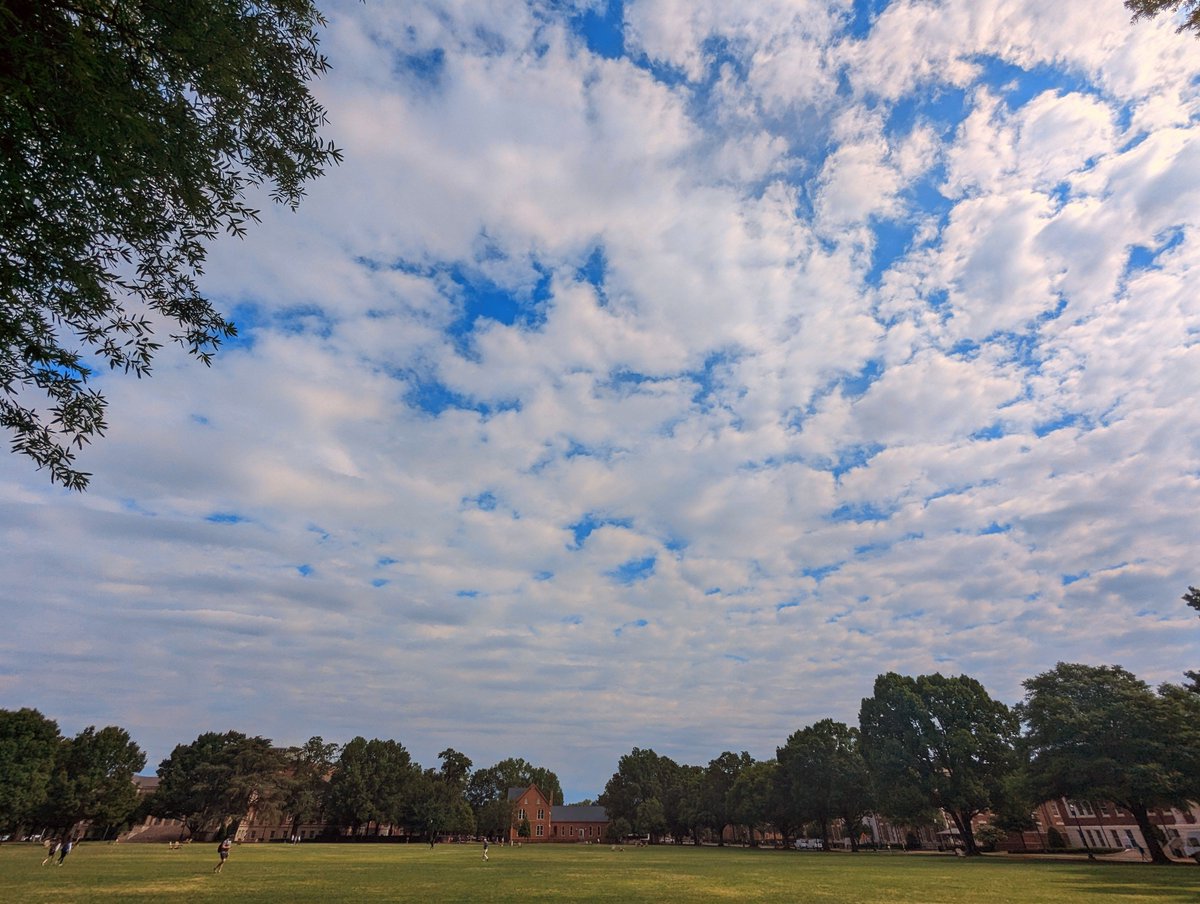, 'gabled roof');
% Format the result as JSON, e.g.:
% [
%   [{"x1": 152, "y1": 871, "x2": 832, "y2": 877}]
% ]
[
  {"x1": 507, "y1": 783, "x2": 543, "y2": 802},
  {"x1": 551, "y1": 805, "x2": 608, "y2": 823}
]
